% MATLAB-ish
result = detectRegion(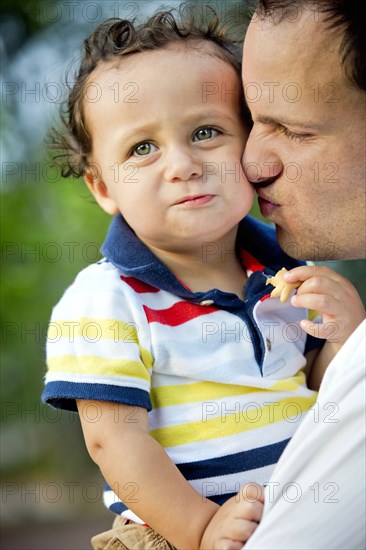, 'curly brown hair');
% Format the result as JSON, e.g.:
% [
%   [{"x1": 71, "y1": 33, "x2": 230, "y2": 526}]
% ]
[{"x1": 49, "y1": 6, "x2": 246, "y2": 179}]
